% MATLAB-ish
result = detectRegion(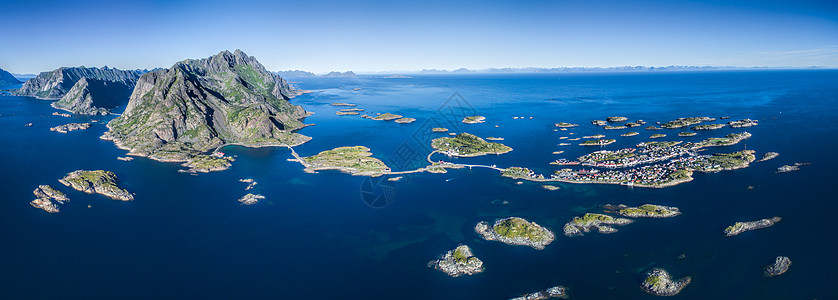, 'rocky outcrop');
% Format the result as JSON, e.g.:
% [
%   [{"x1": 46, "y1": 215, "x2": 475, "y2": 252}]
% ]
[
  {"x1": 428, "y1": 245, "x2": 484, "y2": 277},
  {"x1": 30, "y1": 185, "x2": 69, "y2": 213},
  {"x1": 764, "y1": 256, "x2": 791, "y2": 277},
  {"x1": 15, "y1": 66, "x2": 139, "y2": 100},
  {"x1": 103, "y1": 50, "x2": 311, "y2": 163},
  {"x1": 475, "y1": 217, "x2": 555, "y2": 250},
  {"x1": 238, "y1": 193, "x2": 264, "y2": 205},
  {"x1": 59, "y1": 170, "x2": 133, "y2": 201},
  {"x1": 641, "y1": 268, "x2": 691, "y2": 296},
  {"x1": 0, "y1": 67, "x2": 22, "y2": 85},
  {"x1": 510, "y1": 286, "x2": 569, "y2": 300},
  {"x1": 724, "y1": 217, "x2": 781, "y2": 236},
  {"x1": 49, "y1": 123, "x2": 91, "y2": 133},
  {"x1": 51, "y1": 77, "x2": 135, "y2": 115},
  {"x1": 563, "y1": 213, "x2": 633, "y2": 237}
]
